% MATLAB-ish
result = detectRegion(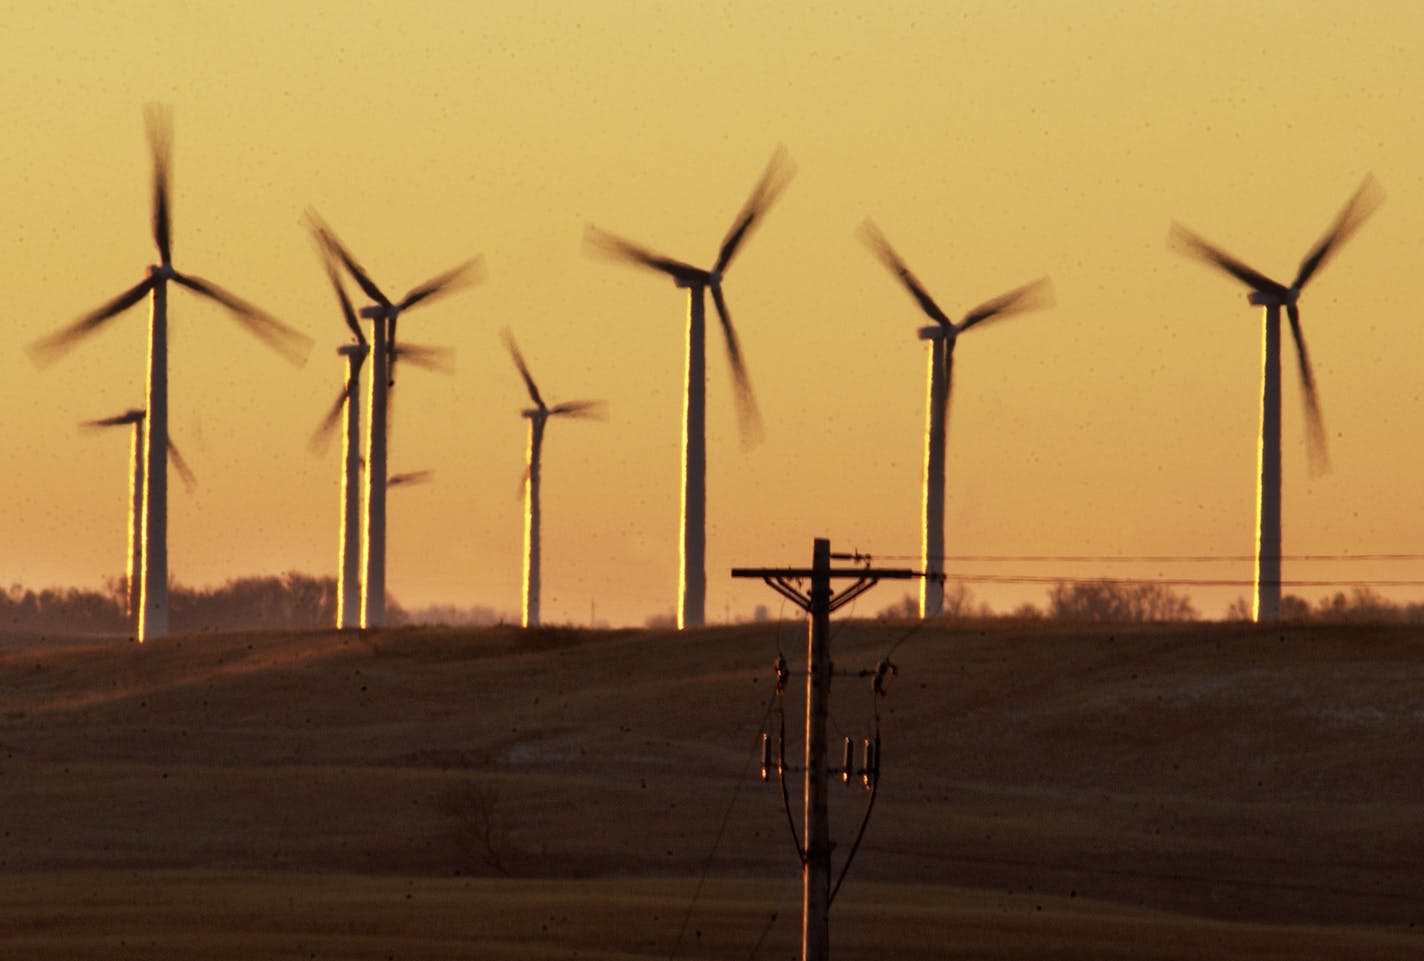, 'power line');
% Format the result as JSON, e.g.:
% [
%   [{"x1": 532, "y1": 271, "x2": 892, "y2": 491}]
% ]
[
  {"x1": 947, "y1": 573, "x2": 1424, "y2": 589},
  {"x1": 870, "y1": 552, "x2": 1424, "y2": 564}
]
